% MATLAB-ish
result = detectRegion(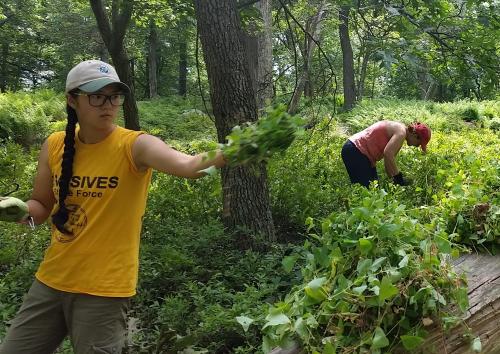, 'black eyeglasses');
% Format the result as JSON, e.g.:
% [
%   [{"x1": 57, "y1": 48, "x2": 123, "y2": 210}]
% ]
[{"x1": 74, "y1": 93, "x2": 125, "y2": 107}]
